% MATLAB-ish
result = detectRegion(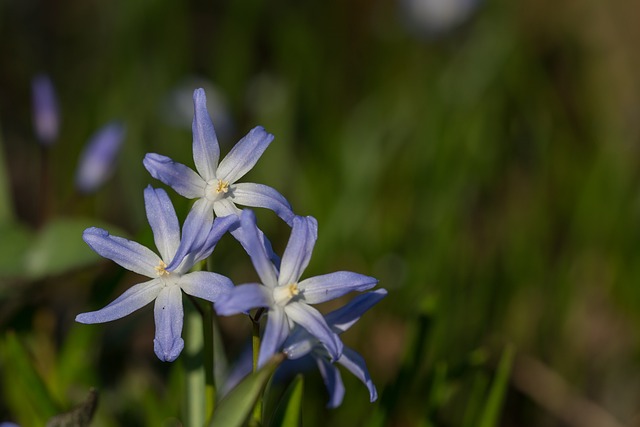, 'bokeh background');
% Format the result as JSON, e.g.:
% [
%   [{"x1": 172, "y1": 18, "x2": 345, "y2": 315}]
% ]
[{"x1": 2, "y1": 0, "x2": 640, "y2": 426}]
